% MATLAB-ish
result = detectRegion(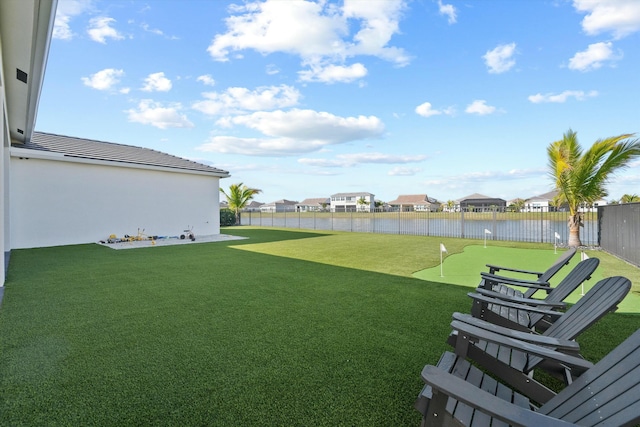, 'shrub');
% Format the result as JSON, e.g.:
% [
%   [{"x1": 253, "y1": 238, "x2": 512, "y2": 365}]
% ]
[{"x1": 220, "y1": 208, "x2": 236, "y2": 226}]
